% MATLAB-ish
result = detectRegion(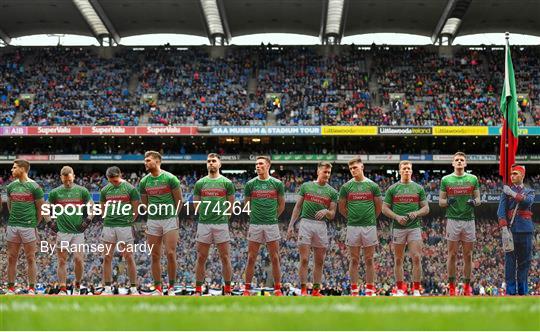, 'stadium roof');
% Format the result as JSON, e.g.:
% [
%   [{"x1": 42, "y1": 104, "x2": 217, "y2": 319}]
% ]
[{"x1": 0, "y1": 0, "x2": 538, "y2": 45}]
